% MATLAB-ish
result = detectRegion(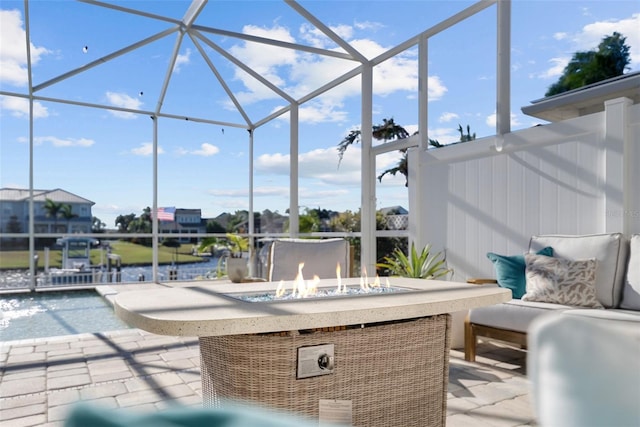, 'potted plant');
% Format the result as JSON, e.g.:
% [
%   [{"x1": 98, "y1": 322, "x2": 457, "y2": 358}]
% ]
[
  {"x1": 377, "y1": 242, "x2": 452, "y2": 279},
  {"x1": 197, "y1": 234, "x2": 250, "y2": 282},
  {"x1": 378, "y1": 242, "x2": 468, "y2": 349},
  {"x1": 225, "y1": 233, "x2": 249, "y2": 258},
  {"x1": 223, "y1": 233, "x2": 250, "y2": 283}
]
